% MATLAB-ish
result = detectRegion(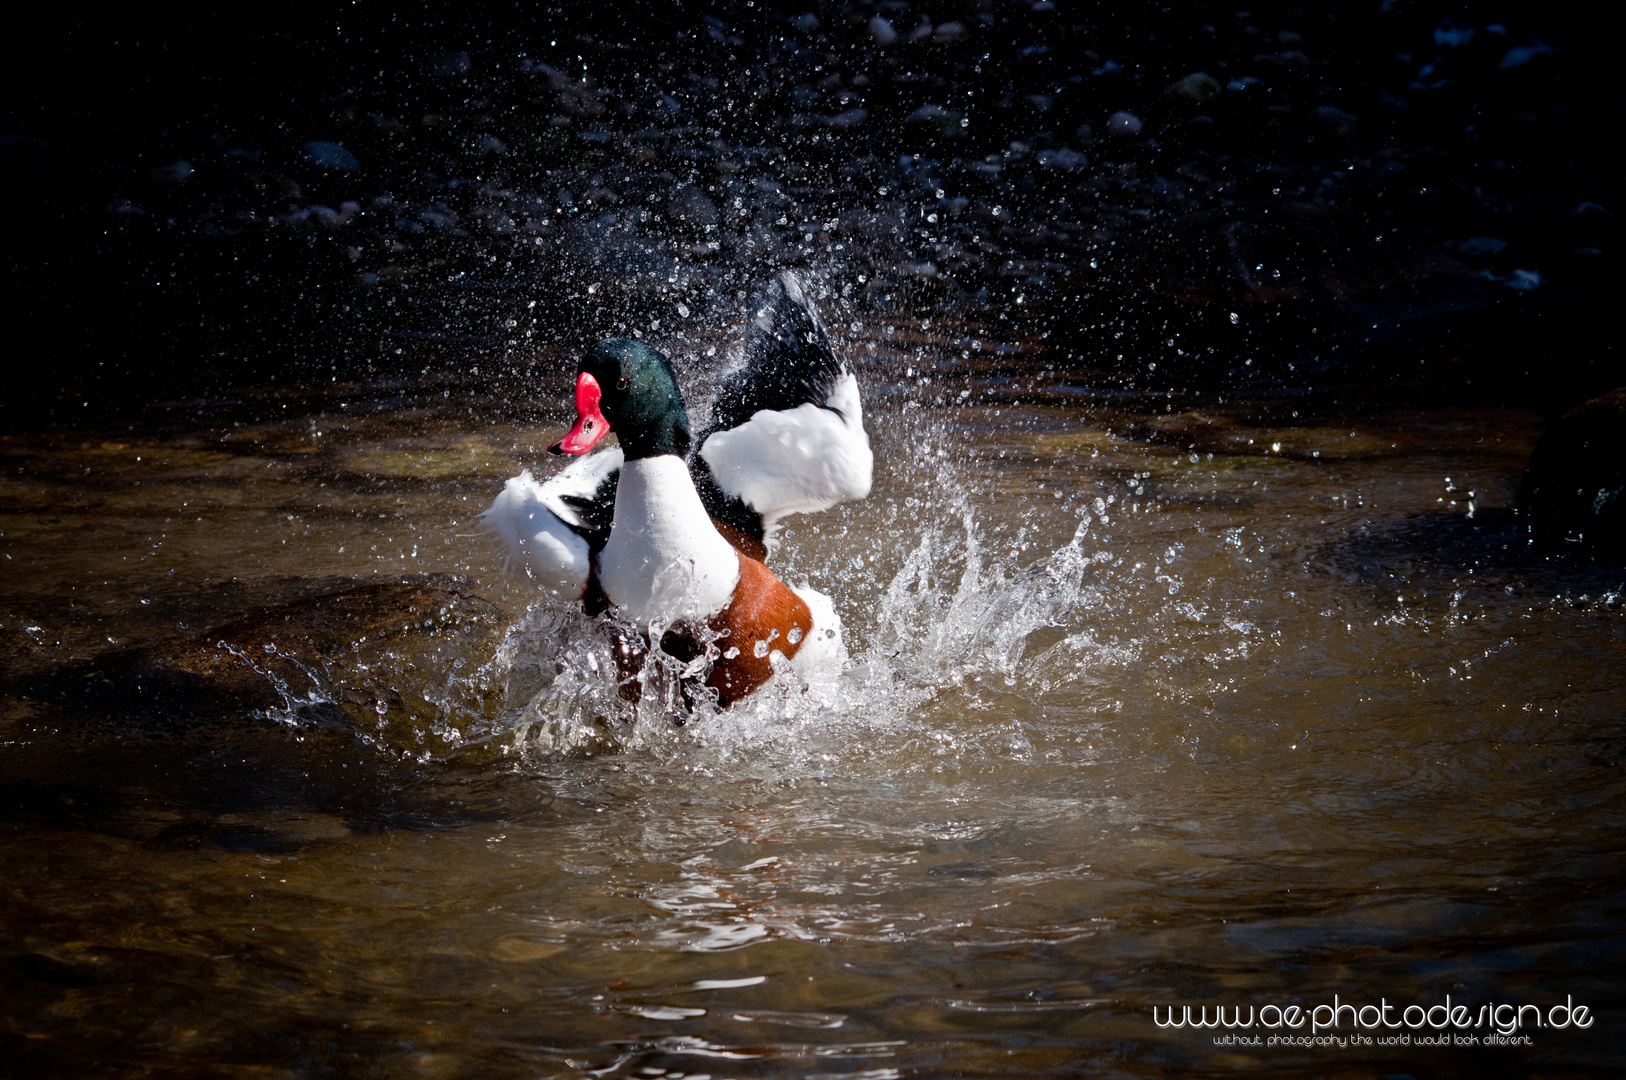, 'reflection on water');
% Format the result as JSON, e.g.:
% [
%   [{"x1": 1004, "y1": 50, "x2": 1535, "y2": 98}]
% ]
[{"x1": 1, "y1": 318, "x2": 1622, "y2": 1076}]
